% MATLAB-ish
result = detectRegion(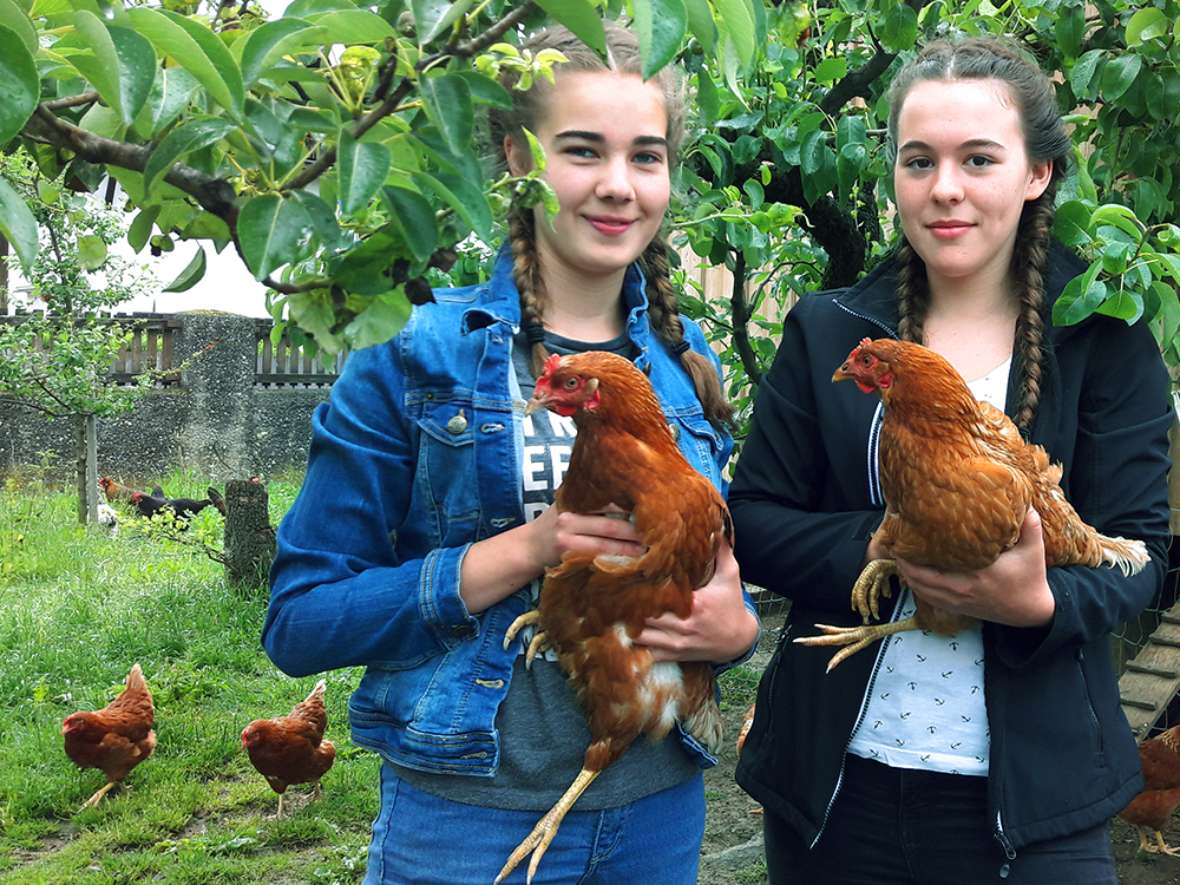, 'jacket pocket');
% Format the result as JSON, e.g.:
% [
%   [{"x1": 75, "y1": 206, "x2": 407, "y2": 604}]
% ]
[
  {"x1": 1076, "y1": 647, "x2": 1105, "y2": 760},
  {"x1": 414, "y1": 402, "x2": 480, "y2": 545},
  {"x1": 672, "y1": 412, "x2": 724, "y2": 484}
]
